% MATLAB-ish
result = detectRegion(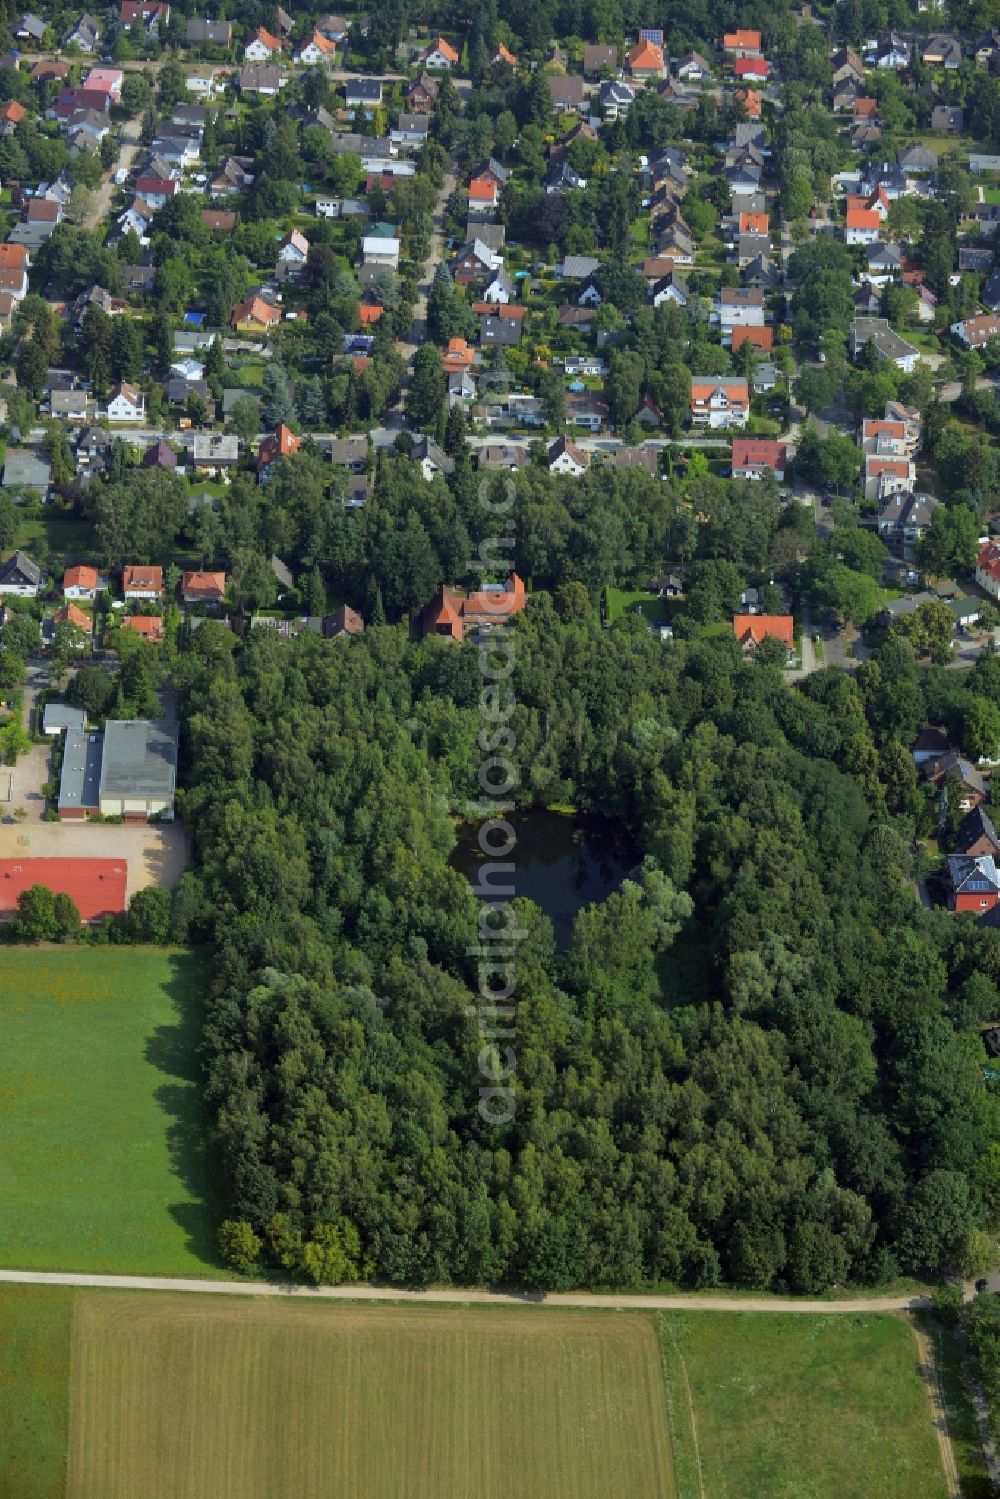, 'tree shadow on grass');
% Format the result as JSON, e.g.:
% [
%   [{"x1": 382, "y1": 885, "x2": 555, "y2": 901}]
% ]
[{"x1": 143, "y1": 950, "x2": 224, "y2": 1270}]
